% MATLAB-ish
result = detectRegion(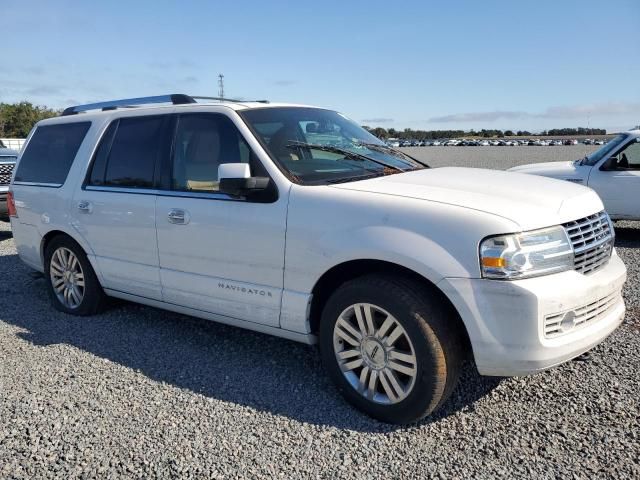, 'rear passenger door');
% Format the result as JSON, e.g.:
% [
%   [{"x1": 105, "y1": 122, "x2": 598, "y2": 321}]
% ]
[
  {"x1": 155, "y1": 113, "x2": 287, "y2": 327},
  {"x1": 72, "y1": 115, "x2": 172, "y2": 300}
]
